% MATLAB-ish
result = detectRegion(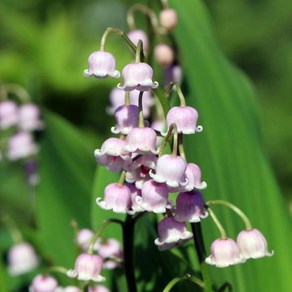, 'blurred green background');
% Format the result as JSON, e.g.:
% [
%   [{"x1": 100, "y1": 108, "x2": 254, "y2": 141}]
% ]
[{"x1": 0, "y1": 0, "x2": 292, "y2": 291}]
